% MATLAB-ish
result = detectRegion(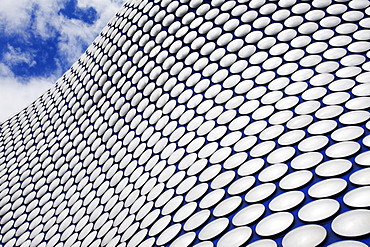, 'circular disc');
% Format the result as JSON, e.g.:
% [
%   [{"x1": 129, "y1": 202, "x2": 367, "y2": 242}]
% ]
[
  {"x1": 298, "y1": 199, "x2": 340, "y2": 222},
  {"x1": 216, "y1": 227, "x2": 252, "y2": 247},
  {"x1": 198, "y1": 218, "x2": 229, "y2": 241},
  {"x1": 332, "y1": 210, "x2": 370, "y2": 237},
  {"x1": 256, "y1": 212, "x2": 294, "y2": 237},
  {"x1": 282, "y1": 225, "x2": 327, "y2": 247}
]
